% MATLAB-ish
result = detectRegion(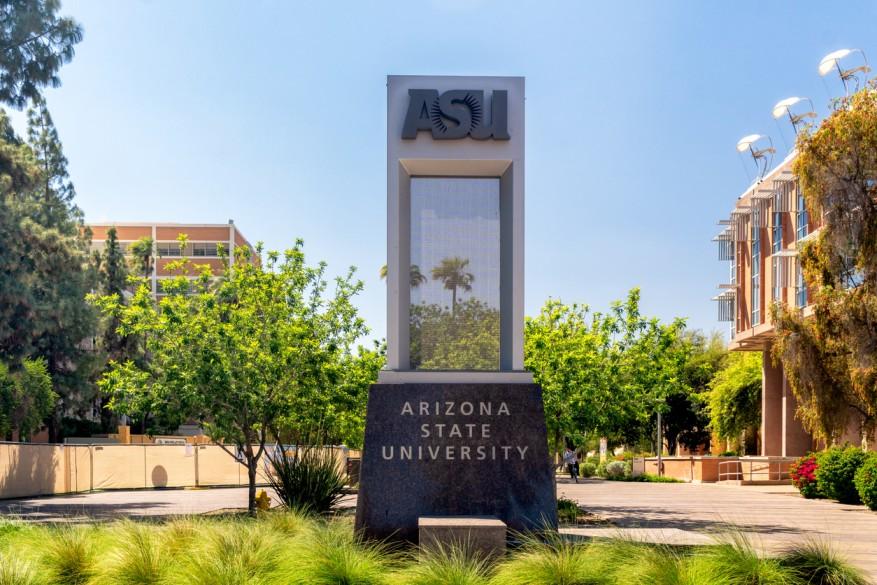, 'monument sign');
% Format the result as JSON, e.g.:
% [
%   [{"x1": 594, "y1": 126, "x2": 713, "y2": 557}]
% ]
[{"x1": 355, "y1": 76, "x2": 556, "y2": 542}]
